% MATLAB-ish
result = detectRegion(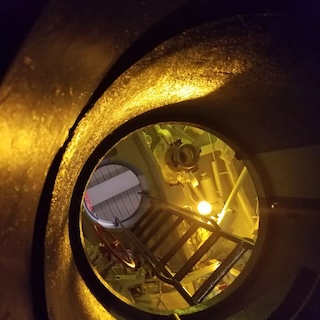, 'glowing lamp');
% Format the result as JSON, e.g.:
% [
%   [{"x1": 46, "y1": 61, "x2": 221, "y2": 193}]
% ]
[{"x1": 197, "y1": 201, "x2": 212, "y2": 215}]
